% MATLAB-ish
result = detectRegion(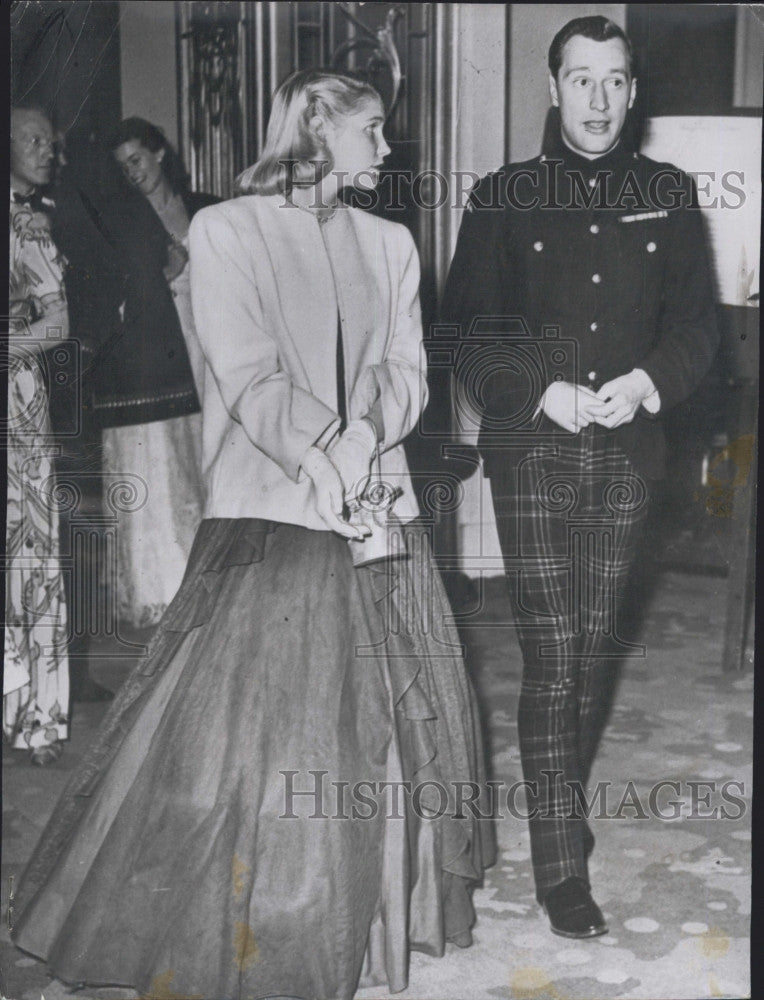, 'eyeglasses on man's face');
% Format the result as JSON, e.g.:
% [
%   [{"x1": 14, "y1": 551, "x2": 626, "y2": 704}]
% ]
[{"x1": 12, "y1": 133, "x2": 57, "y2": 154}]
